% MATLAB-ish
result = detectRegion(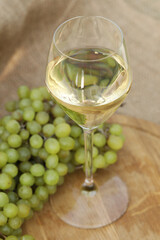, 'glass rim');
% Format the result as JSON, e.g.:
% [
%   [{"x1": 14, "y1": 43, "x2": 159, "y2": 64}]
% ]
[{"x1": 53, "y1": 16, "x2": 124, "y2": 62}]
